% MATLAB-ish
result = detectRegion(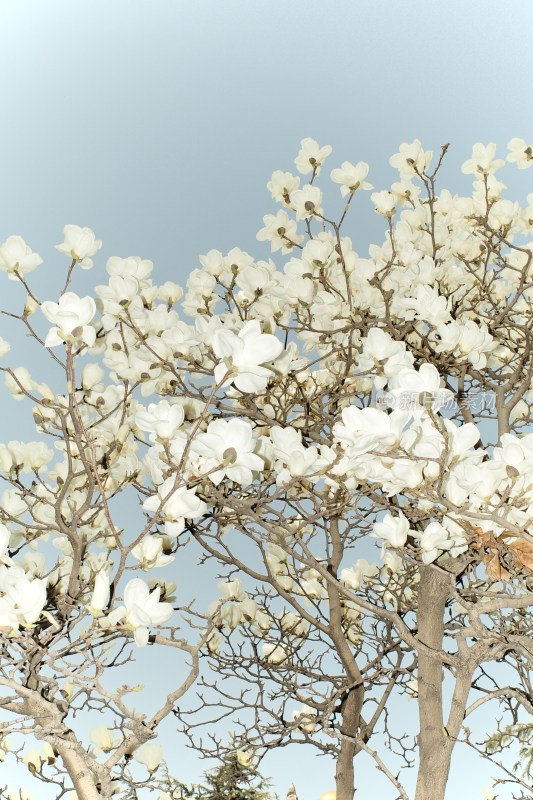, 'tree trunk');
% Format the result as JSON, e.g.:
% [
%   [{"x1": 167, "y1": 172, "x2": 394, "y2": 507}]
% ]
[
  {"x1": 56, "y1": 744, "x2": 104, "y2": 800},
  {"x1": 335, "y1": 688, "x2": 360, "y2": 800},
  {"x1": 26, "y1": 691, "x2": 107, "y2": 800},
  {"x1": 414, "y1": 566, "x2": 453, "y2": 800},
  {"x1": 327, "y1": 518, "x2": 364, "y2": 800}
]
